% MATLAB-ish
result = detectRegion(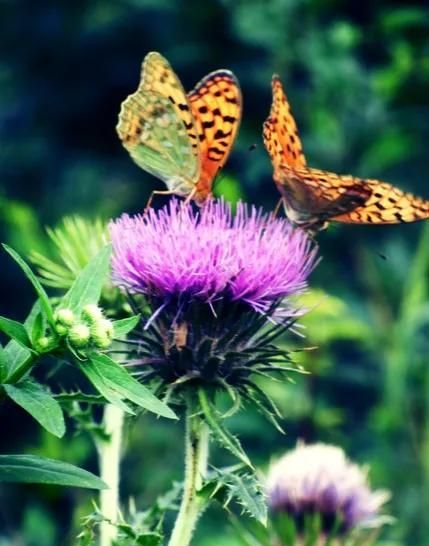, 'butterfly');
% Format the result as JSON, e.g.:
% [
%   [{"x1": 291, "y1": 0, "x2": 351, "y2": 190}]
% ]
[
  {"x1": 116, "y1": 51, "x2": 242, "y2": 205},
  {"x1": 263, "y1": 75, "x2": 429, "y2": 232}
]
